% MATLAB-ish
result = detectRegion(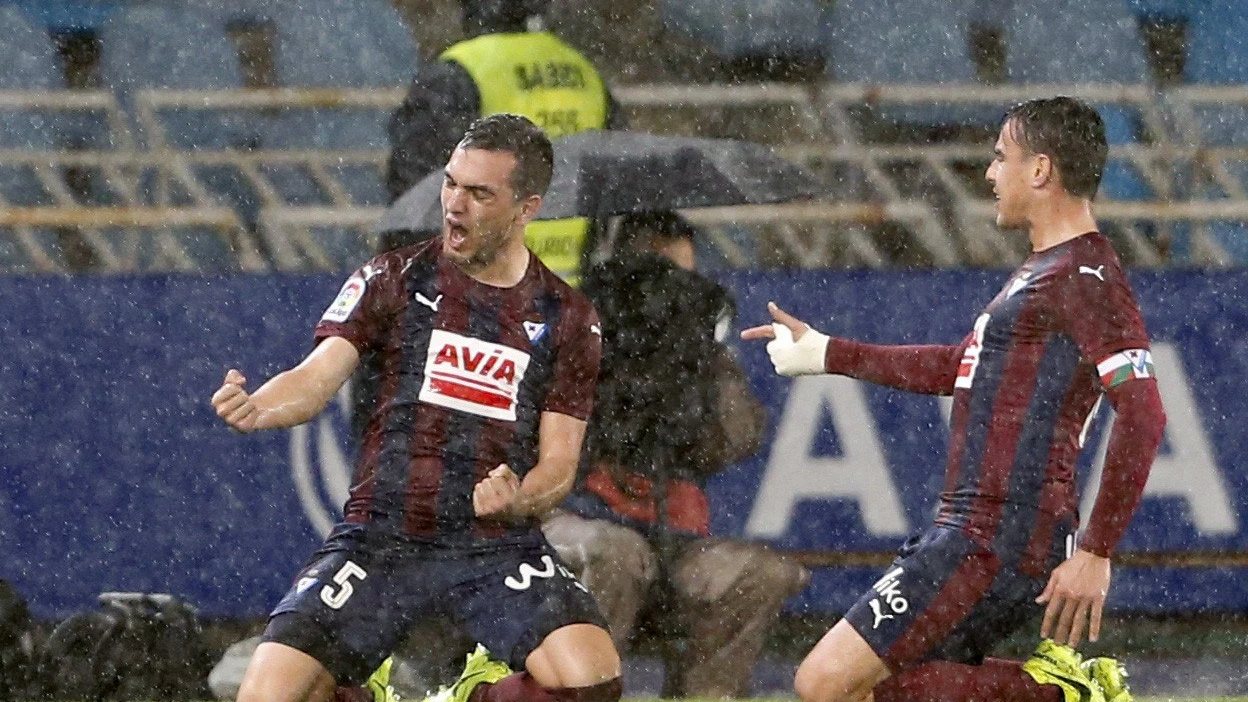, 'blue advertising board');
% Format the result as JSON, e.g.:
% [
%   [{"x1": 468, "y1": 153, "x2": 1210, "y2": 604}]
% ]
[{"x1": 0, "y1": 270, "x2": 1245, "y2": 619}]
